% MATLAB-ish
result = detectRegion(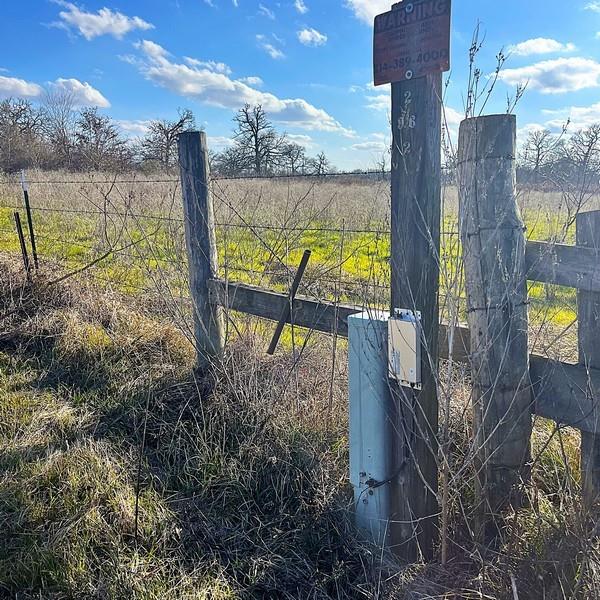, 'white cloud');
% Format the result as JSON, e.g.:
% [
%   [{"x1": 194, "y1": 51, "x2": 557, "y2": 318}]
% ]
[
  {"x1": 132, "y1": 40, "x2": 354, "y2": 136},
  {"x1": 295, "y1": 0, "x2": 308, "y2": 14},
  {"x1": 345, "y1": 0, "x2": 389, "y2": 24},
  {"x1": 586, "y1": 1, "x2": 600, "y2": 12},
  {"x1": 440, "y1": 106, "x2": 463, "y2": 145},
  {"x1": 287, "y1": 134, "x2": 316, "y2": 149},
  {"x1": 52, "y1": 0, "x2": 154, "y2": 40},
  {"x1": 184, "y1": 57, "x2": 232, "y2": 75},
  {"x1": 443, "y1": 106, "x2": 463, "y2": 127},
  {"x1": 543, "y1": 102, "x2": 600, "y2": 131},
  {"x1": 508, "y1": 38, "x2": 576, "y2": 56},
  {"x1": 239, "y1": 76, "x2": 264, "y2": 86},
  {"x1": 443, "y1": 106, "x2": 463, "y2": 137},
  {"x1": 209, "y1": 135, "x2": 233, "y2": 149},
  {"x1": 50, "y1": 78, "x2": 110, "y2": 107},
  {"x1": 135, "y1": 39, "x2": 166, "y2": 61},
  {"x1": 499, "y1": 57, "x2": 600, "y2": 94},
  {"x1": 366, "y1": 93, "x2": 388, "y2": 112},
  {"x1": 0, "y1": 75, "x2": 43, "y2": 99},
  {"x1": 256, "y1": 34, "x2": 285, "y2": 59},
  {"x1": 287, "y1": 133, "x2": 313, "y2": 146},
  {"x1": 258, "y1": 3, "x2": 275, "y2": 19},
  {"x1": 0, "y1": 73, "x2": 109, "y2": 107},
  {"x1": 352, "y1": 141, "x2": 387, "y2": 151},
  {"x1": 516, "y1": 122, "x2": 547, "y2": 148},
  {"x1": 298, "y1": 28, "x2": 327, "y2": 47},
  {"x1": 116, "y1": 119, "x2": 151, "y2": 137}
]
